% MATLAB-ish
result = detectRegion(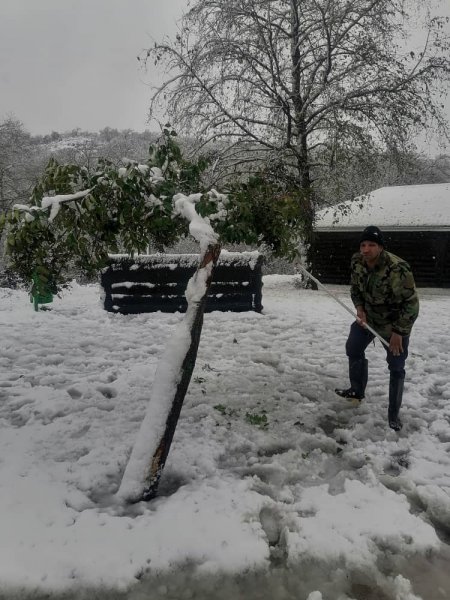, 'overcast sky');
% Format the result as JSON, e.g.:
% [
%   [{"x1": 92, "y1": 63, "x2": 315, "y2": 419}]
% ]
[
  {"x1": 0, "y1": 0, "x2": 449, "y2": 155},
  {"x1": 0, "y1": 0, "x2": 187, "y2": 135}
]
